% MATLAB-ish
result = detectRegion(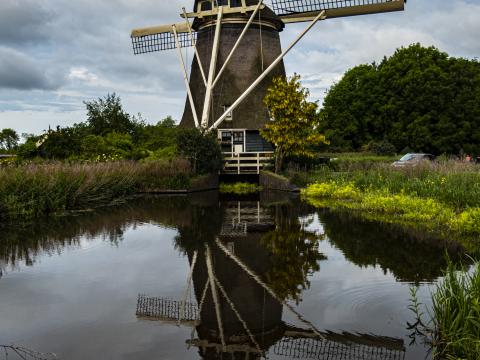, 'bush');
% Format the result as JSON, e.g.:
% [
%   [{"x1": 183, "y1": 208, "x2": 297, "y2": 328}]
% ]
[
  {"x1": 368, "y1": 140, "x2": 397, "y2": 156},
  {"x1": 176, "y1": 128, "x2": 223, "y2": 175}
]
